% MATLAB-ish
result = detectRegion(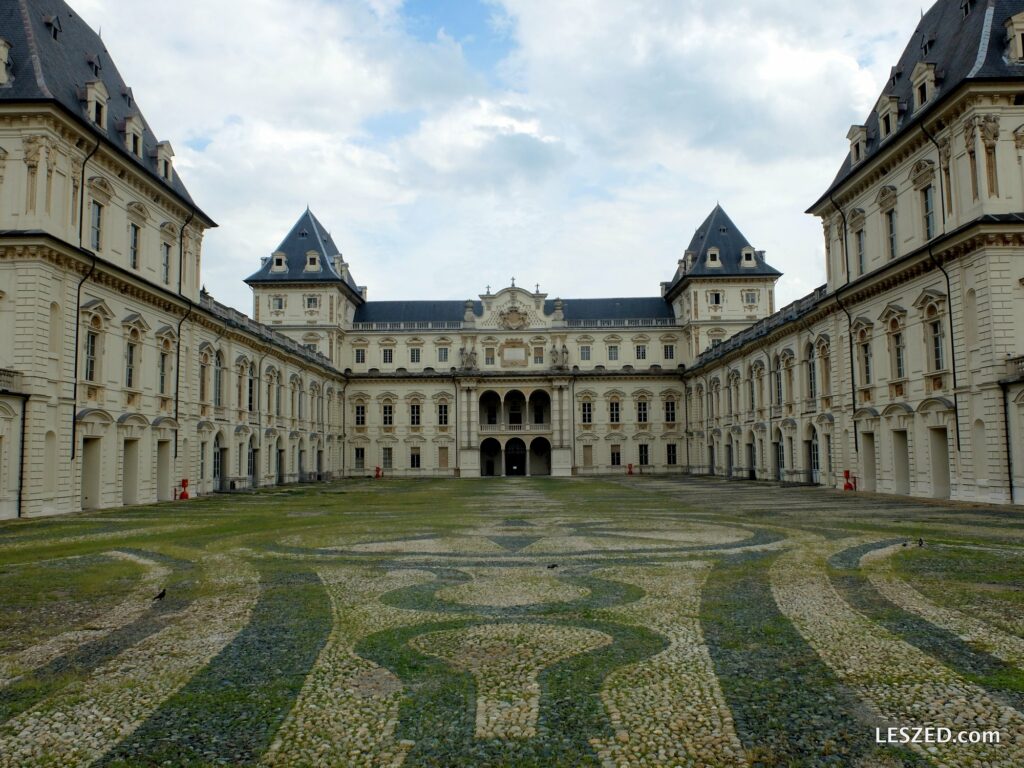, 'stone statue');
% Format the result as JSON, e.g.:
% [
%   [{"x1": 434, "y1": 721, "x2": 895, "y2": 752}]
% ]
[
  {"x1": 466, "y1": 348, "x2": 478, "y2": 369},
  {"x1": 550, "y1": 345, "x2": 560, "y2": 367}
]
